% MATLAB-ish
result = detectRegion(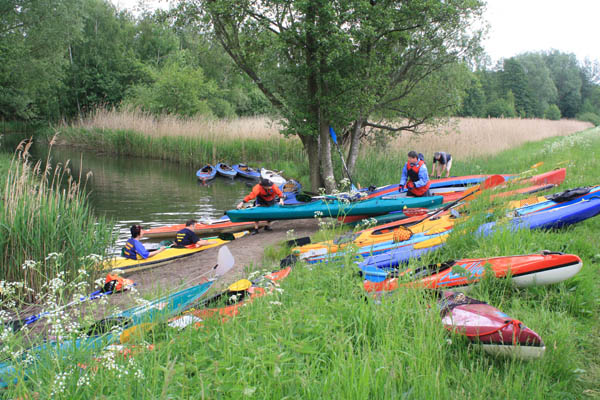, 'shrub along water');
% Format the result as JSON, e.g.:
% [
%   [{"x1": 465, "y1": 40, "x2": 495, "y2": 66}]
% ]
[{"x1": 0, "y1": 139, "x2": 114, "y2": 294}]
